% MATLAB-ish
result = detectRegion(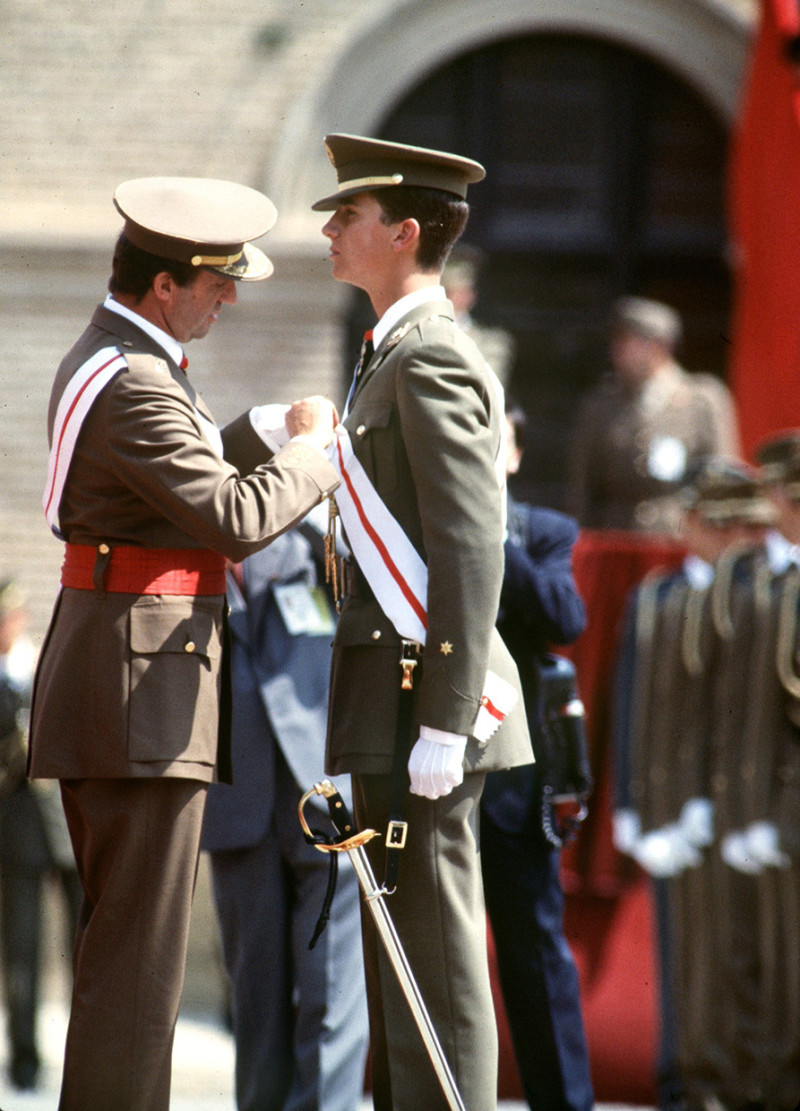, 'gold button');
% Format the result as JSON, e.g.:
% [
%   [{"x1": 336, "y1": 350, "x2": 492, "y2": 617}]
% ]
[
  {"x1": 371, "y1": 630, "x2": 381, "y2": 640},
  {"x1": 356, "y1": 425, "x2": 366, "y2": 436},
  {"x1": 184, "y1": 641, "x2": 196, "y2": 653},
  {"x1": 98, "y1": 543, "x2": 110, "y2": 555}
]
